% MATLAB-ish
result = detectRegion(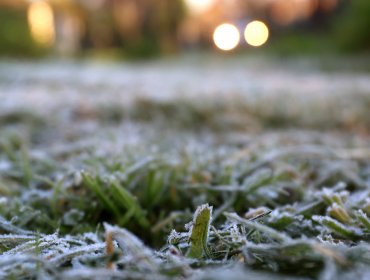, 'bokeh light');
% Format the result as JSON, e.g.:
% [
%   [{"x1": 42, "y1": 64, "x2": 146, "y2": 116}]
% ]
[
  {"x1": 27, "y1": 1, "x2": 55, "y2": 47},
  {"x1": 185, "y1": 0, "x2": 215, "y2": 14},
  {"x1": 244, "y1": 21, "x2": 269, "y2": 47},
  {"x1": 213, "y1": 23, "x2": 240, "y2": 51}
]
